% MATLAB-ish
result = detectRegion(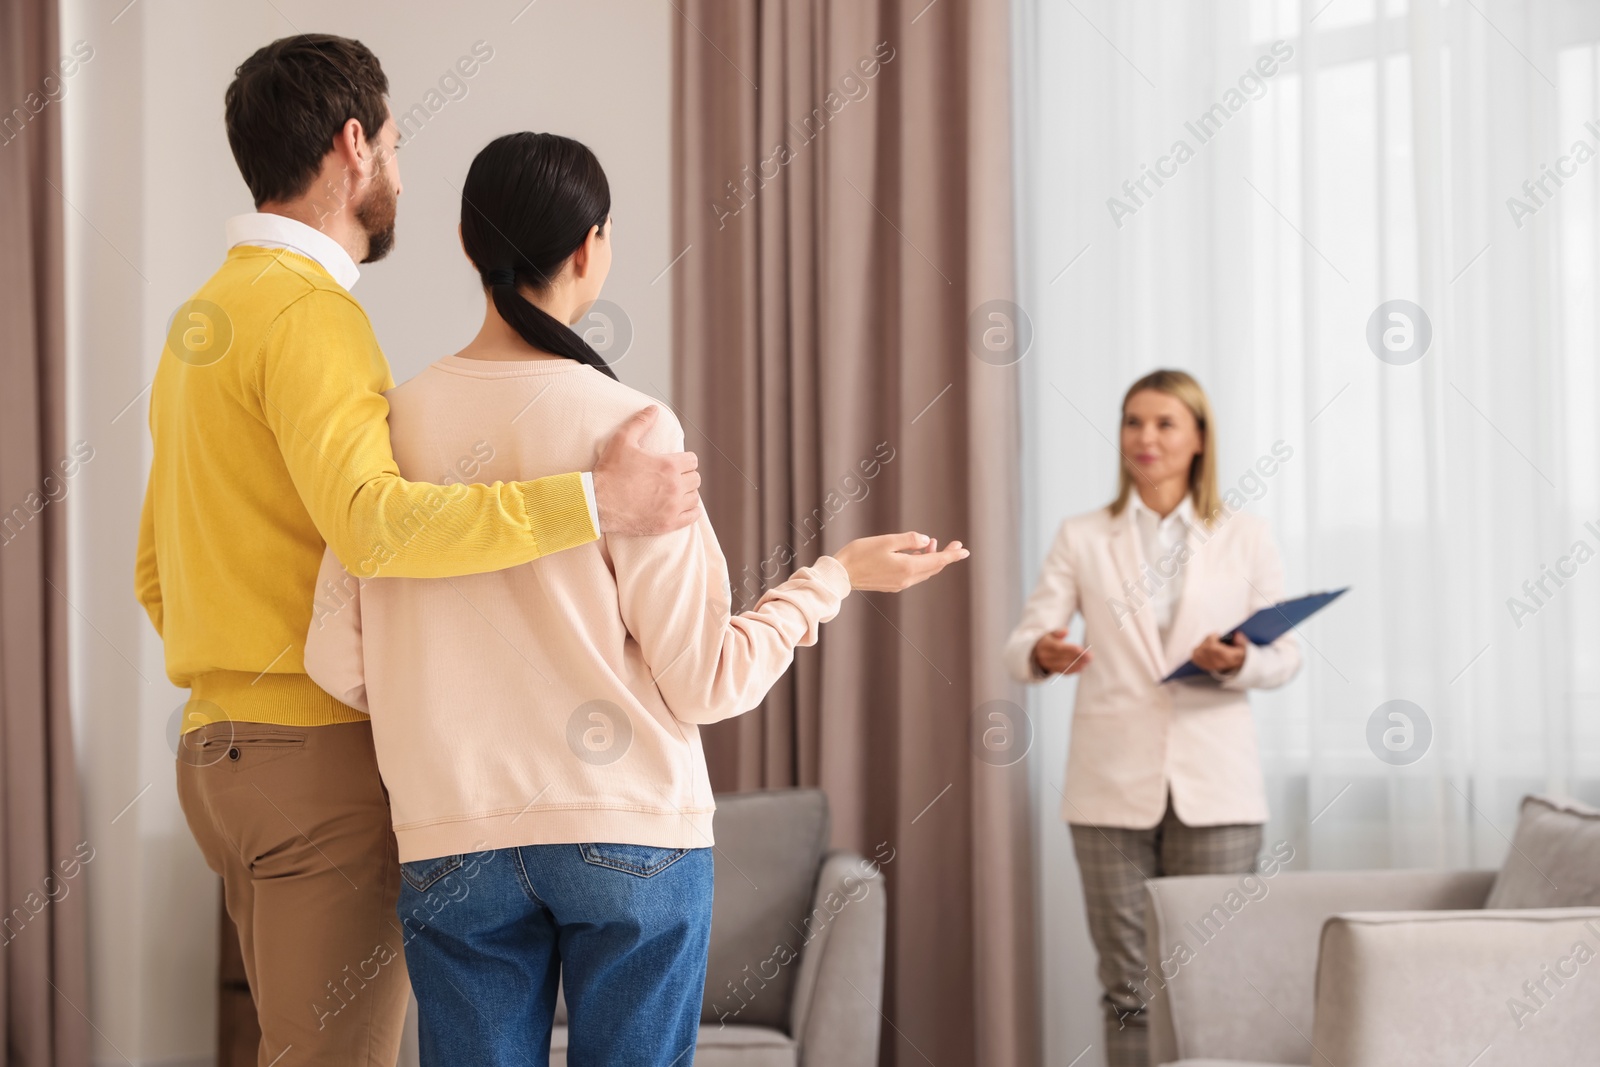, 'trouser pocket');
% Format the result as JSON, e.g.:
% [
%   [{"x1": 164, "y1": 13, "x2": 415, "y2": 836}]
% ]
[
  {"x1": 401, "y1": 854, "x2": 465, "y2": 893},
  {"x1": 577, "y1": 842, "x2": 690, "y2": 878},
  {"x1": 180, "y1": 722, "x2": 310, "y2": 770}
]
